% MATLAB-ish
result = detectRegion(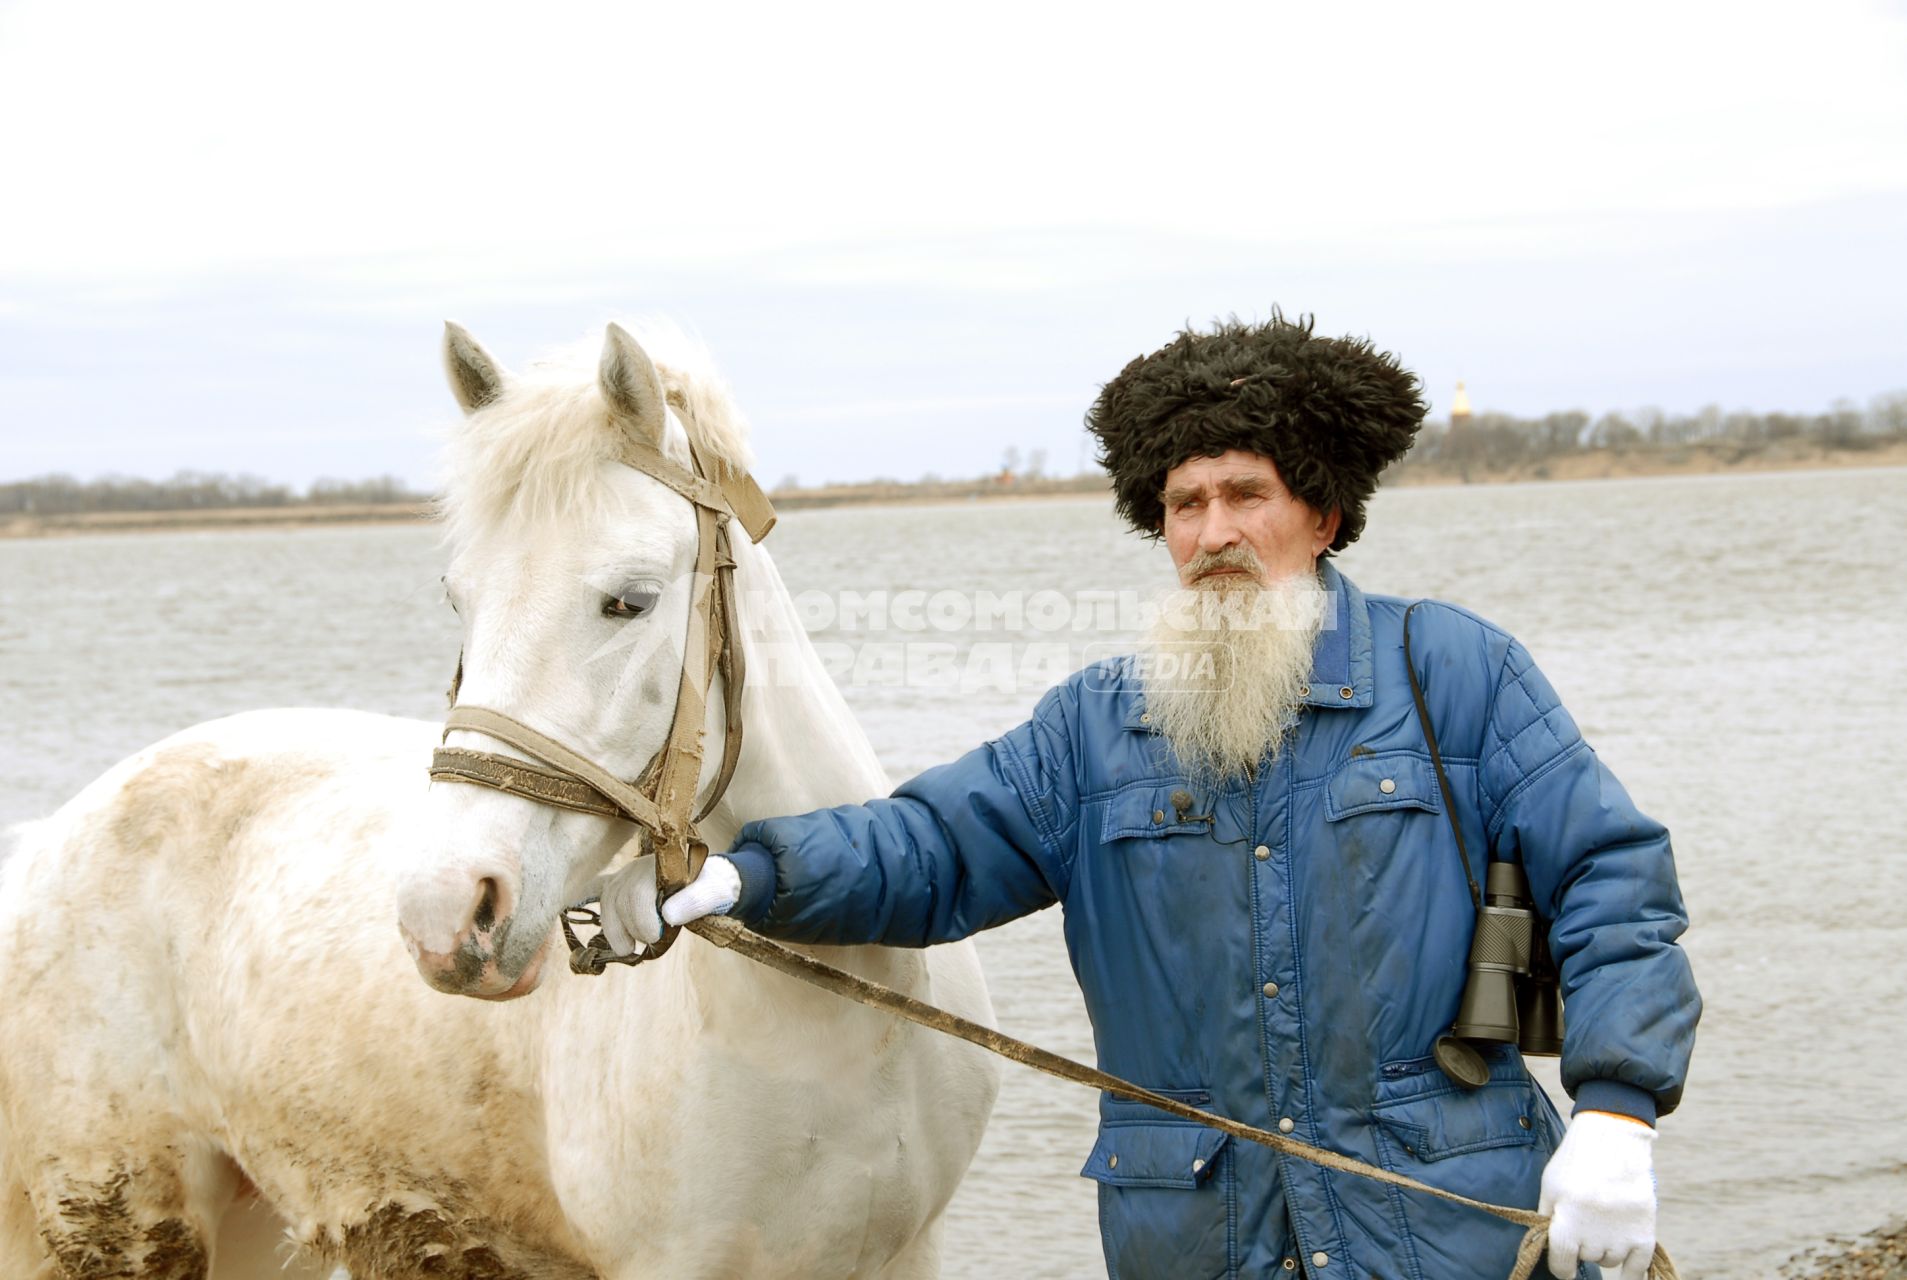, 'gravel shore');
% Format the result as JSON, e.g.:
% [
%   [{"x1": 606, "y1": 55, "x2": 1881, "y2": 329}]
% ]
[{"x1": 1783, "y1": 1221, "x2": 1907, "y2": 1279}]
